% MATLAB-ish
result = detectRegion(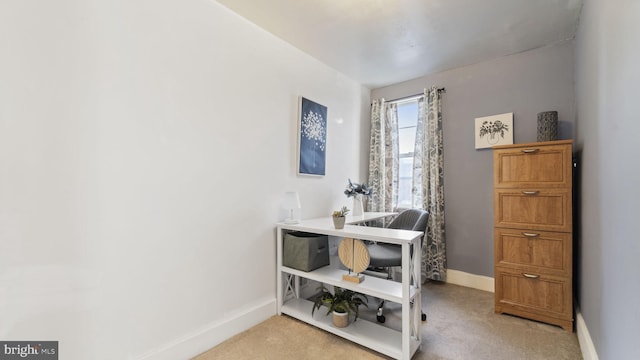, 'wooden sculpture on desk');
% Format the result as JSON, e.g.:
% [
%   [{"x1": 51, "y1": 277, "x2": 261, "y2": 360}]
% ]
[{"x1": 338, "y1": 237, "x2": 370, "y2": 283}]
